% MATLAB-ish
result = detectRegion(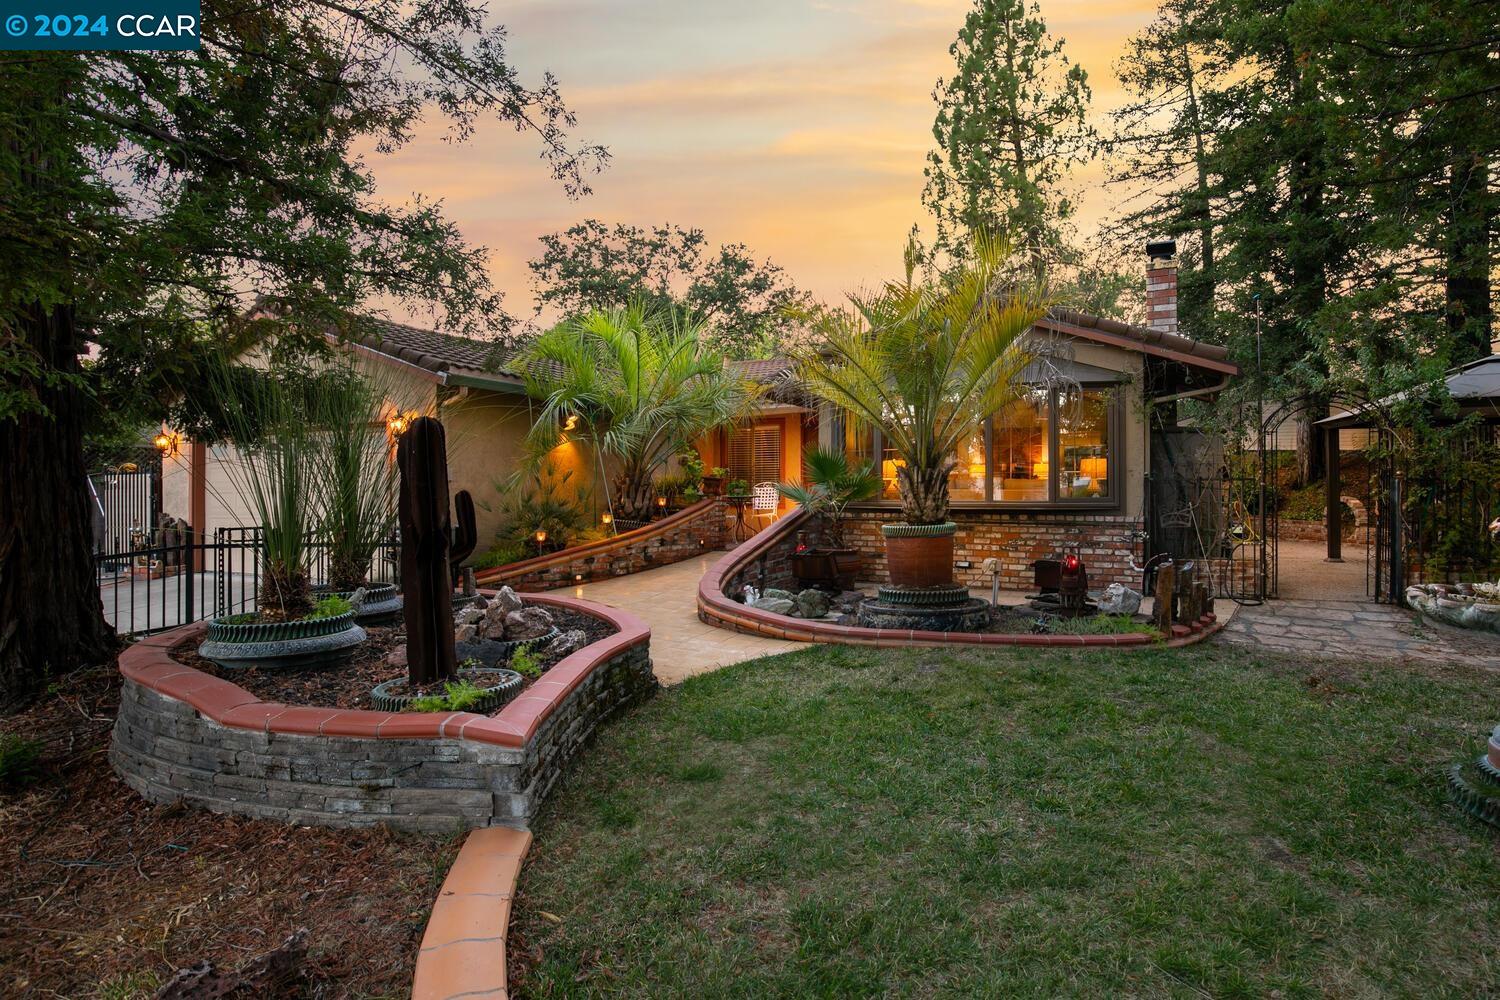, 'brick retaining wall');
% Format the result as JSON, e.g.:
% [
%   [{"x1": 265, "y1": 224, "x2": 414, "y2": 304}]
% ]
[
  {"x1": 110, "y1": 594, "x2": 654, "y2": 833},
  {"x1": 842, "y1": 508, "x2": 1144, "y2": 591},
  {"x1": 475, "y1": 498, "x2": 726, "y2": 591}
]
